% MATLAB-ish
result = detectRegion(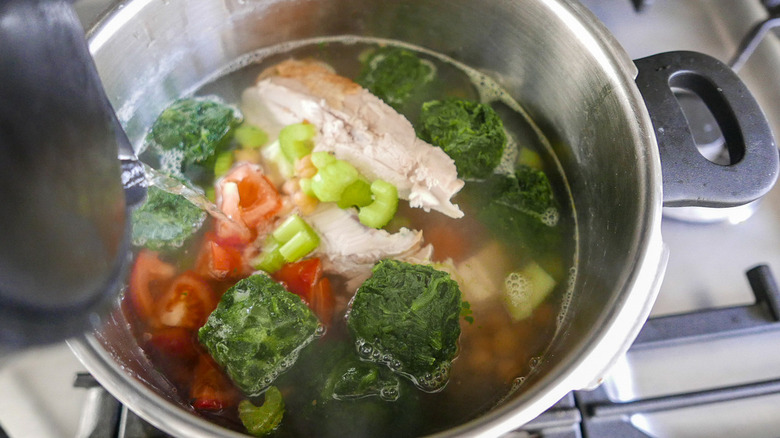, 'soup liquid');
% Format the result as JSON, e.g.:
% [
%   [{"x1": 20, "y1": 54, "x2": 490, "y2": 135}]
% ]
[{"x1": 143, "y1": 37, "x2": 577, "y2": 437}]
